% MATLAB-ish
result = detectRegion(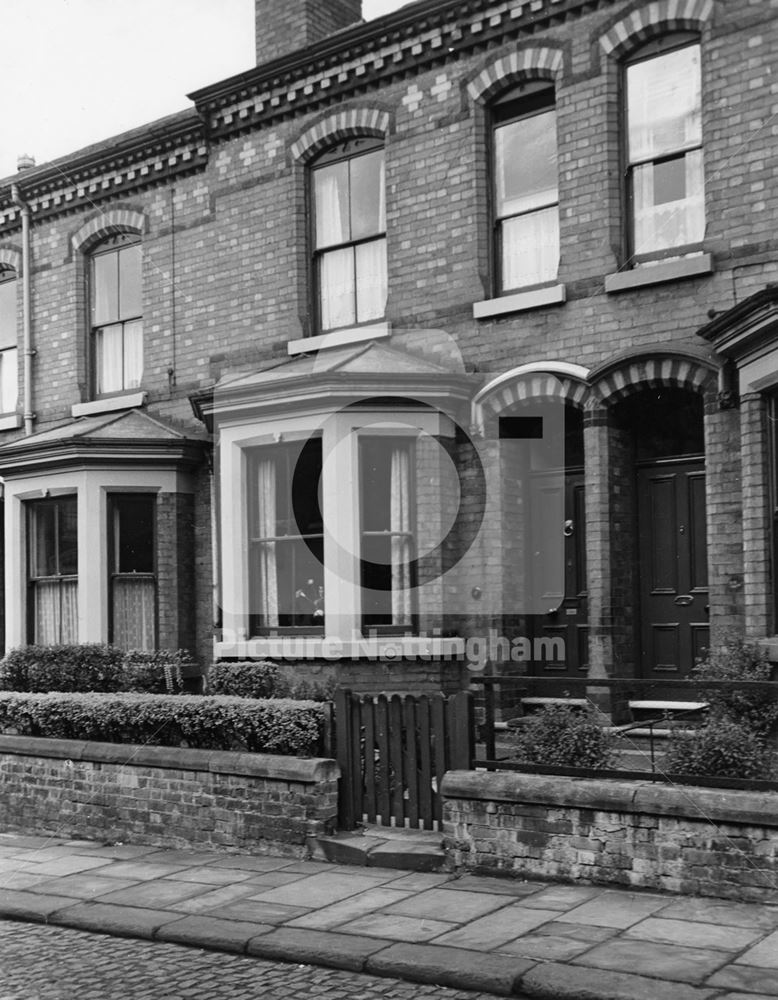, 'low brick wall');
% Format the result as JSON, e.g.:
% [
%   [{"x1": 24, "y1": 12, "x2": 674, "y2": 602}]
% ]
[
  {"x1": 0, "y1": 735, "x2": 339, "y2": 856},
  {"x1": 442, "y1": 771, "x2": 778, "y2": 902}
]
